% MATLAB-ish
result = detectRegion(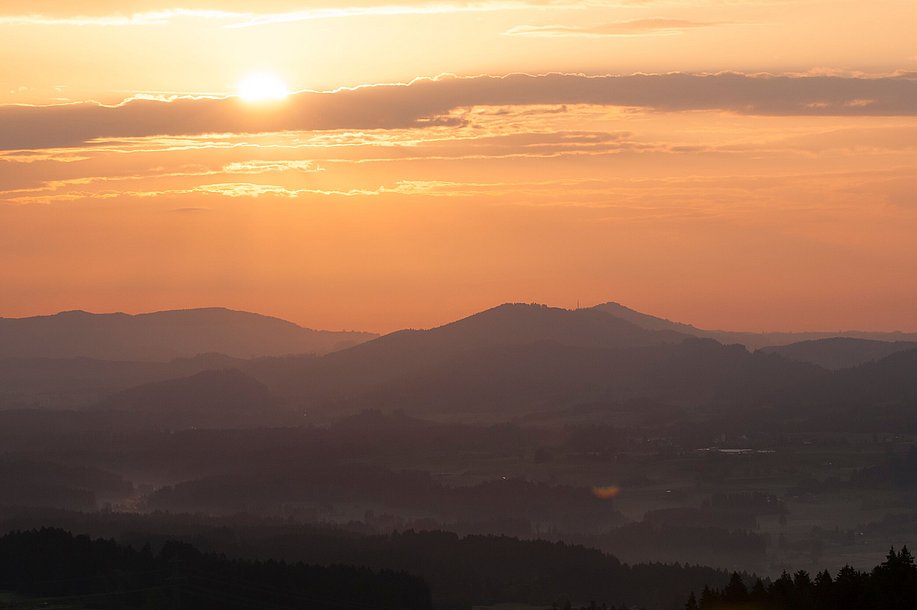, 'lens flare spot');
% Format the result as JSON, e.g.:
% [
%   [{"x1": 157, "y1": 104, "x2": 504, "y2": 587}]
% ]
[{"x1": 592, "y1": 485, "x2": 621, "y2": 499}]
